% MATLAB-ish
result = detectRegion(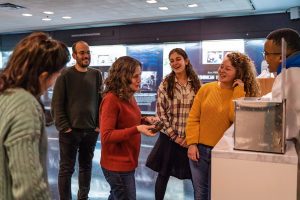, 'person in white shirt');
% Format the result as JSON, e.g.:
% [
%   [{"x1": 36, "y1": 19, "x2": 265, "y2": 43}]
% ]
[
  {"x1": 263, "y1": 28, "x2": 300, "y2": 199},
  {"x1": 263, "y1": 28, "x2": 300, "y2": 140}
]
